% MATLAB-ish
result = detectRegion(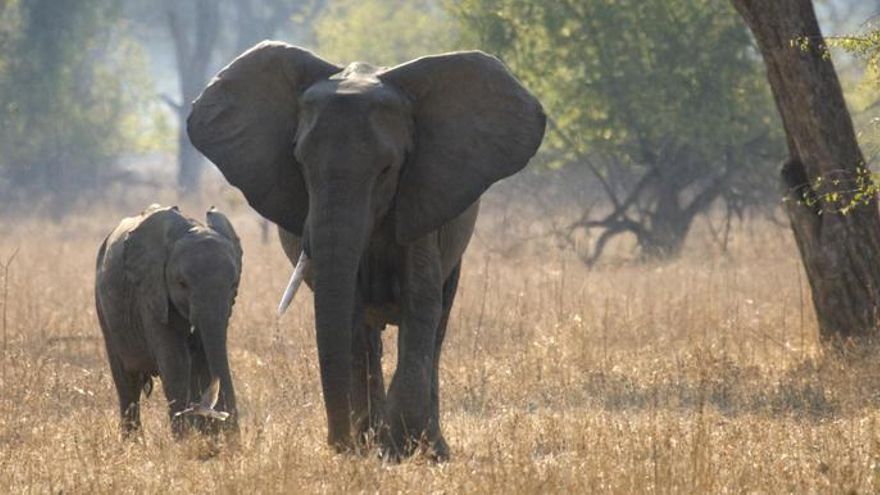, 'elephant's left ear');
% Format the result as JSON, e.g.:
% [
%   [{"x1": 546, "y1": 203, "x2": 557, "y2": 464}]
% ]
[
  {"x1": 379, "y1": 51, "x2": 546, "y2": 243},
  {"x1": 124, "y1": 207, "x2": 192, "y2": 325},
  {"x1": 206, "y1": 207, "x2": 242, "y2": 262}
]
